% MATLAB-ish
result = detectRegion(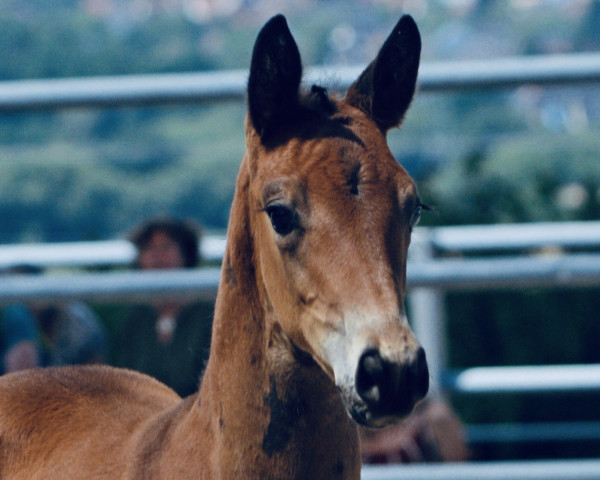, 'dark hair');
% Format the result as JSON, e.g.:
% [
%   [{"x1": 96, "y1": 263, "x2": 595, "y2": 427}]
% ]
[{"x1": 129, "y1": 218, "x2": 201, "y2": 269}]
